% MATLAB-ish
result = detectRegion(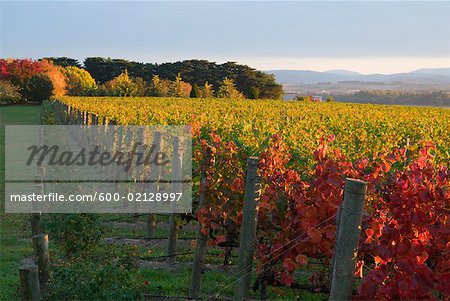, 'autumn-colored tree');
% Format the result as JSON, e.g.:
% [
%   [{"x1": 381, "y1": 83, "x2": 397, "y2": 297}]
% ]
[
  {"x1": 0, "y1": 59, "x2": 45, "y2": 98},
  {"x1": 133, "y1": 77, "x2": 148, "y2": 96},
  {"x1": 0, "y1": 59, "x2": 9, "y2": 79},
  {"x1": 40, "y1": 59, "x2": 66, "y2": 98},
  {"x1": 150, "y1": 75, "x2": 170, "y2": 97},
  {"x1": 64, "y1": 66, "x2": 97, "y2": 96},
  {"x1": 217, "y1": 78, "x2": 245, "y2": 100},
  {"x1": 101, "y1": 70, "x2": 138, "y2": 97},
  {"x1": 200, "y1": 81, "x2": 214, "y2": 98},
  {"x1": 169, "y1": 73, "x2": 191, "y2": 97},
  {"x1": 3, "y1": 59, "x2": 44, "y2": 86}
]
